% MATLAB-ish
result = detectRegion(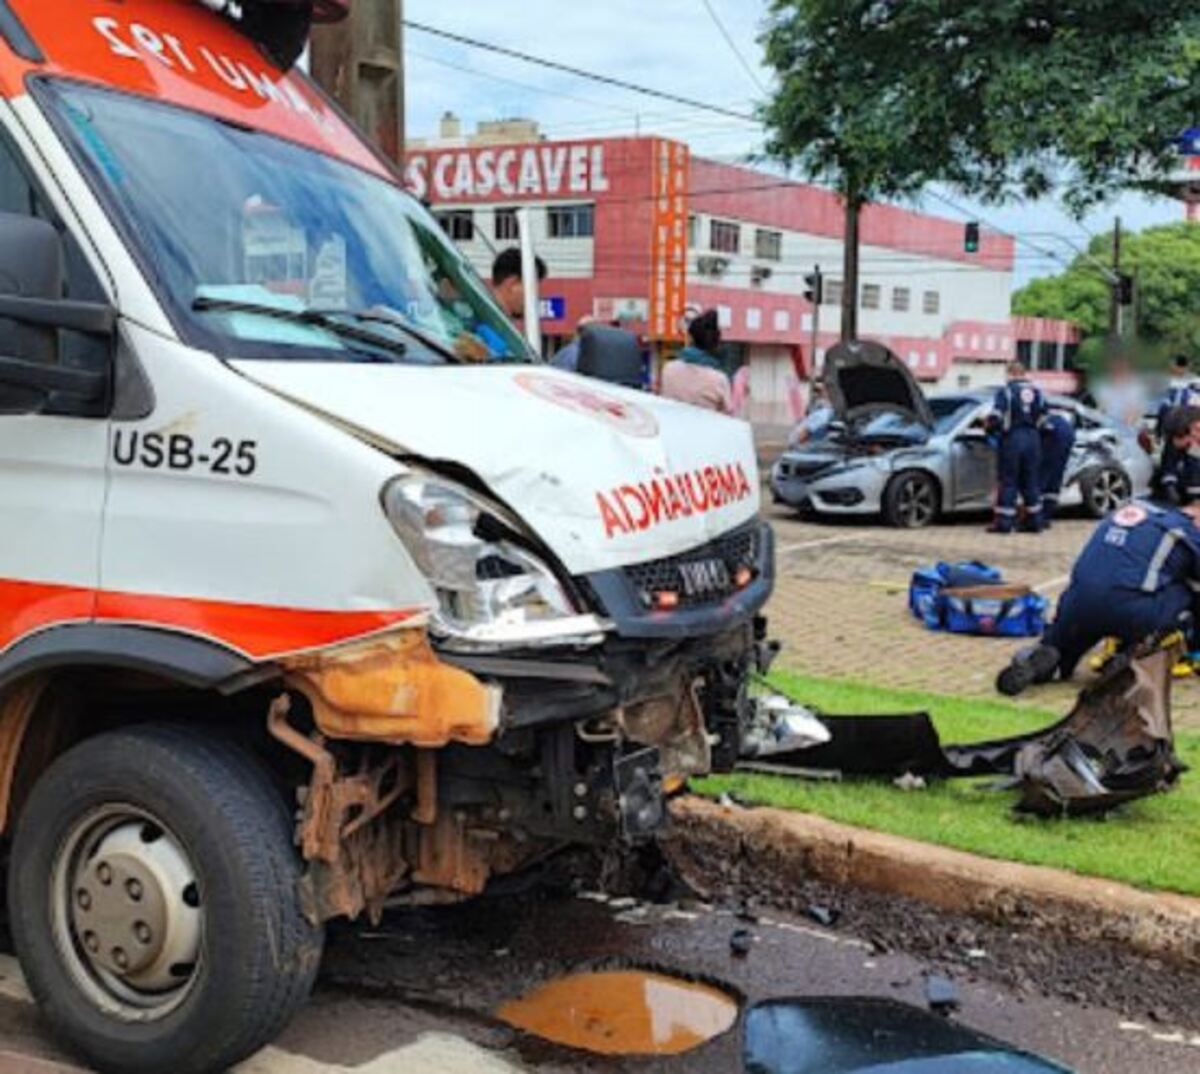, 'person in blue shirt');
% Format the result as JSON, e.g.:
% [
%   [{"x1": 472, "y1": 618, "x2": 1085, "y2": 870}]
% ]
[
  {"x1": 471, "y1": 247, "x2": 546, "y2": 359},
  {"x1": 1038, "y1": 410, "x2": 1076, "y2": 529},
  {"x1": 996, "y1": 498, "x2": 1200, "y2": 695},
  {"x1": 987, "y1": 362, "x2": 1047, "y2": 534}
]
